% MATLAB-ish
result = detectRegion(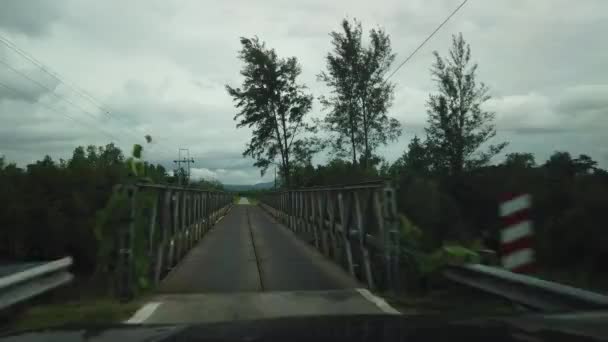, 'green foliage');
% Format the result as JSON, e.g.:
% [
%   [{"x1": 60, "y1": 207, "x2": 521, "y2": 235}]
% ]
[
  {"x1": 193, "y1": 178, "x2": 225, "y2": 191},
  {"x1": 226, "y1": 37, "x2": 315, "y2": 187},
  {"x1": 396, "y1": 213, "x2": 480, "y2": 292},
  {"x1": 0, "y1": 143, "x2": 168, "y2": 282},
  {"x1": 425, "y1": 33, "x2": 507, "y2": 175},
  {"x1": 132, "y1": 144, "x2": 143, "y2": 159},
  {"x1": 390, "y1": 136, "x2": 433, "y2": 178},
  {"x1": 94, "y1": 186, "x2": 129, "y2": 291},
  {"x1": 319, "y1": 18, "x2": 401, "y2": 168},
  {"x1": 290, "y1": 158, "x2": 382, "y2": 187},
  {"x1": 503, "y1": 152, "x2": 536, "y2": 168},
  {"x1": 8, "y1": 298, "x2": 143, "y2": 333}
]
